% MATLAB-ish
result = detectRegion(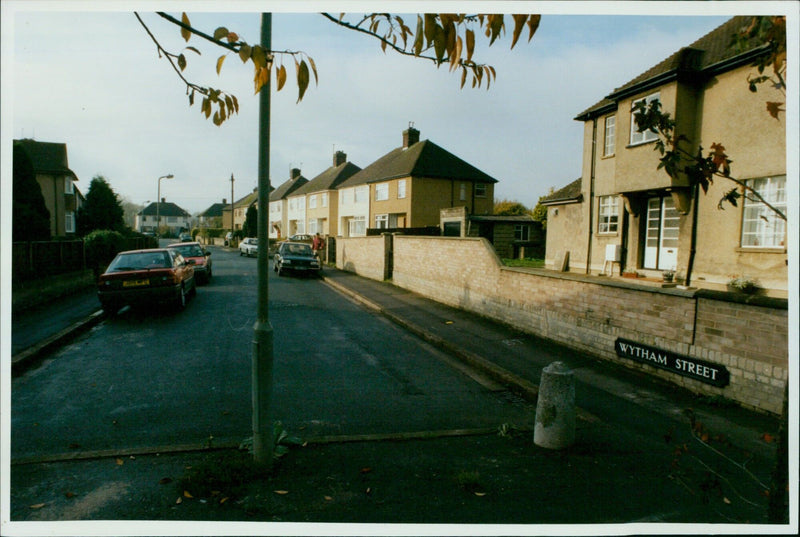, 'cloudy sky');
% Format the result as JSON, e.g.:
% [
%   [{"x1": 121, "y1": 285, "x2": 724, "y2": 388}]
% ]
[{"x1": 0, "y1": 1, "x2": 782, "y2": 216}]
